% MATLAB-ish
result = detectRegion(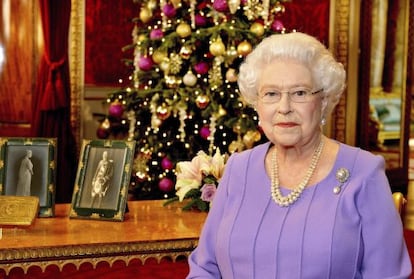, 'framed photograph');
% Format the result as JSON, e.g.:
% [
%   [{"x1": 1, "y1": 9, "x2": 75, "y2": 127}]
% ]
[
  {"x1": 70, "y1": 139, "x2": 135, "y2": 221},
  {"x1": 0, "y1": 138, "x2": 57, "y2": 217}
]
